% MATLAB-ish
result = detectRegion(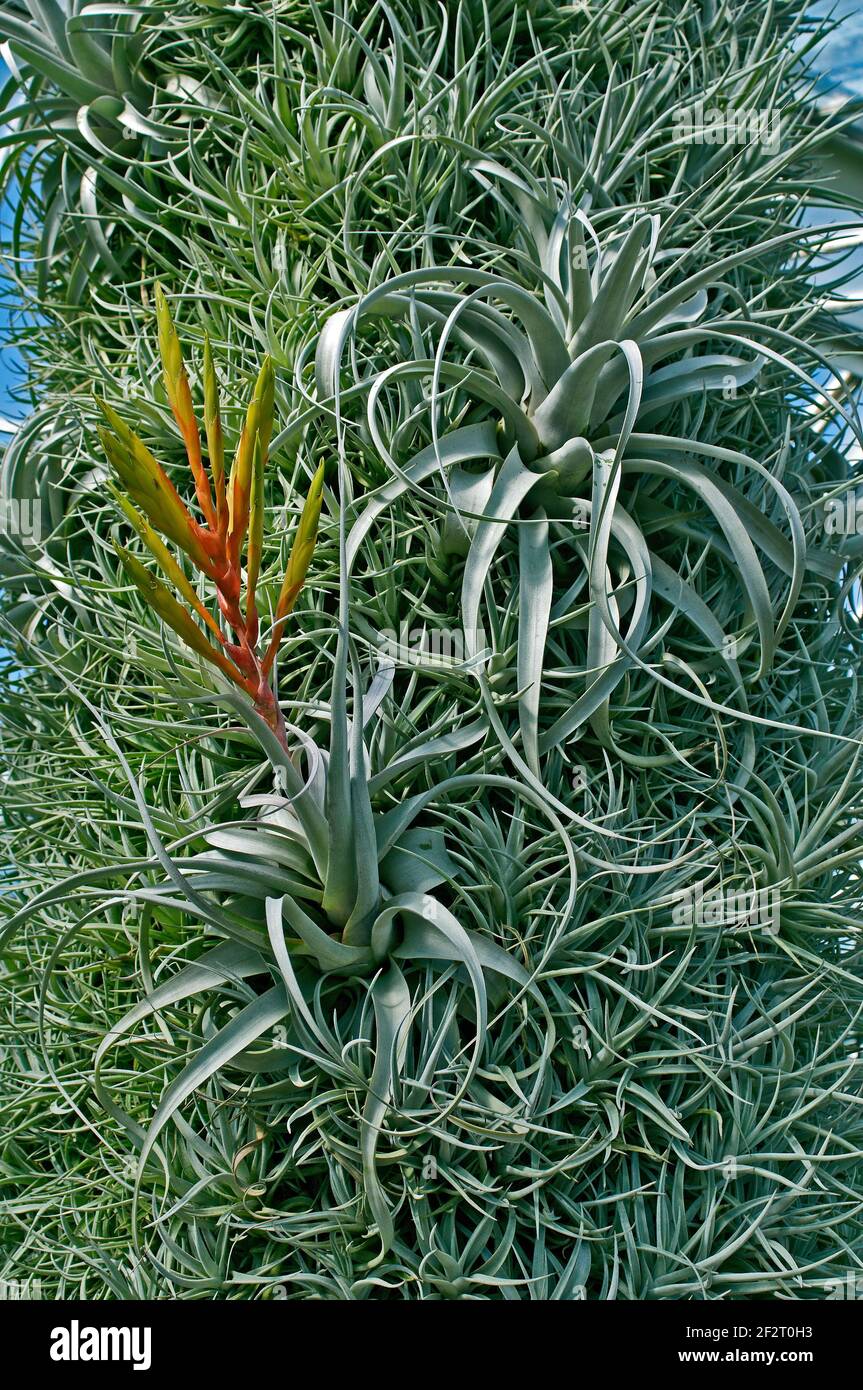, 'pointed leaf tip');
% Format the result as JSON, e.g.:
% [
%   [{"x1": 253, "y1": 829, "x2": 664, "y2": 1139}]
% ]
[
  {"x1": 154, "y1": 283, "x2": 216, "y2": 530},
  {"x1": 261, "y1": 460, "x2": 325, "y2": 675}
]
